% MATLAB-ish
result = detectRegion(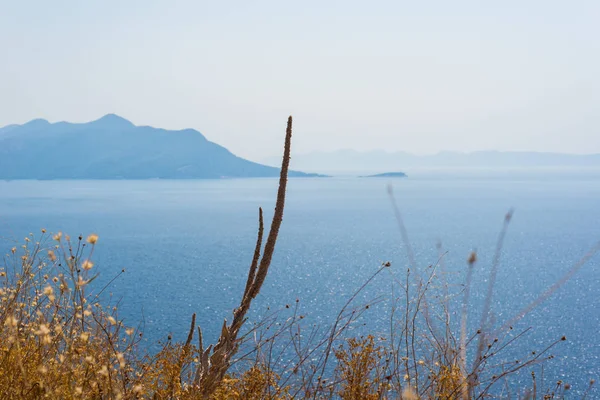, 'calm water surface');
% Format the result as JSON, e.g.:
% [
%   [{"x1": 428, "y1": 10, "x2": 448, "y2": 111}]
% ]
[{"x1": 1, "y1": 176, "x2": 599, "y2": 393}]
